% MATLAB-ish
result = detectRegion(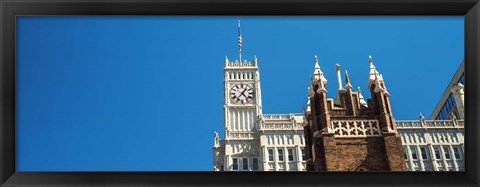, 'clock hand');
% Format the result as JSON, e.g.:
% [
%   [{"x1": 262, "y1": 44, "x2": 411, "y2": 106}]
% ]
[{"x1": 239, "y1": 89, "x2": 248, "y2": 98}]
